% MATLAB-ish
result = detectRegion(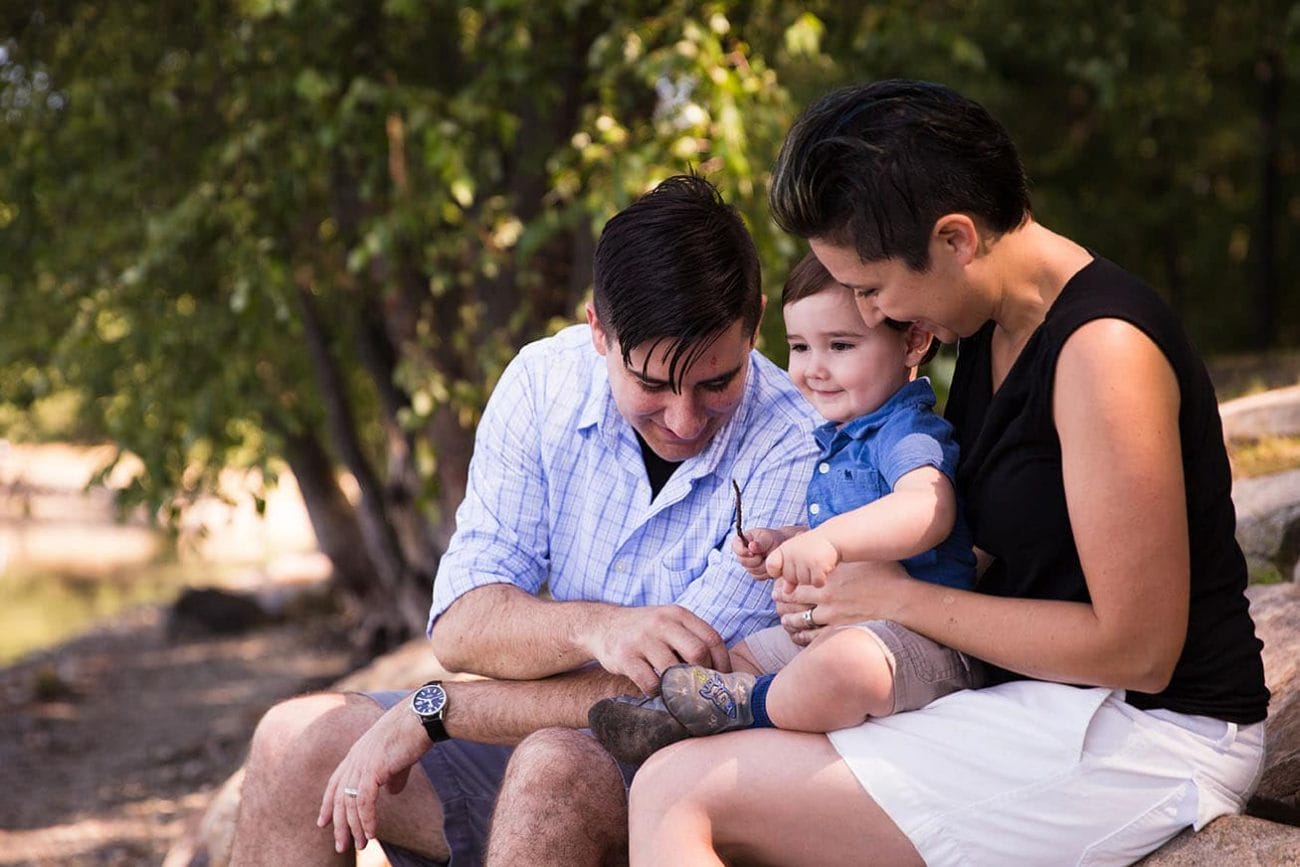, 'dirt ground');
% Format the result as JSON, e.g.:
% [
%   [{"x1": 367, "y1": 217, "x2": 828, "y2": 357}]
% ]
[{"x1": 0, "y1": 602, "x2": 356, "y2": 866}]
